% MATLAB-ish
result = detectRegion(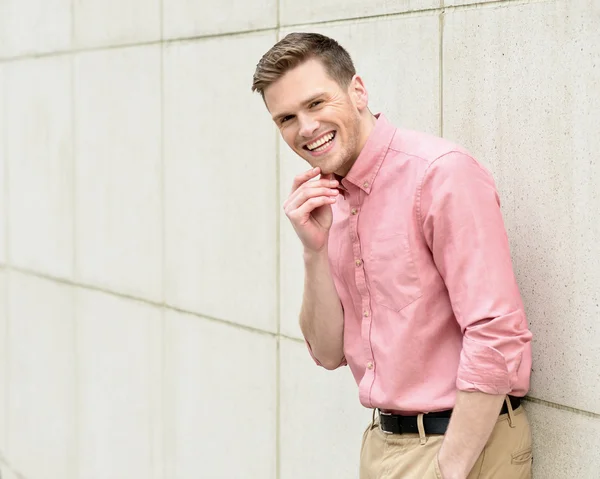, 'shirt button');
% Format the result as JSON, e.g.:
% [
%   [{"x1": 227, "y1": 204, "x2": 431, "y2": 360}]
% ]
[
  {"x1": 355, "y1": 259, "x2": 362, "y2": 267},
  {"x1": 351, "y1": 208, "x2": 358, "y2": 215},
  {"x1": 367, "y1": 361, "x2": 374, "y2": 370},
  {"x1": 363, "y1": 310, "x2": 370, "y2": 317},
  {"x1": 363, "y1": 181, "x2": 369, "y2": 188}
]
